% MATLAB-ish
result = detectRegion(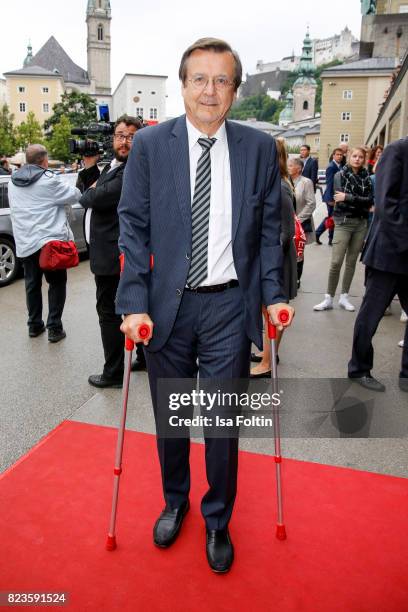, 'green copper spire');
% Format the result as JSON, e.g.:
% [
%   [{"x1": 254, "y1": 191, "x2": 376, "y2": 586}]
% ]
[
  {"x1": 23, "y1": 41, "x2": 33, "y2": 67},
  {"x1": 294, "y1": 27, "x2": 317, "y2": 86},
  {"x1": 279, "y1": 91, "x2": 294, "y2": 126}
]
